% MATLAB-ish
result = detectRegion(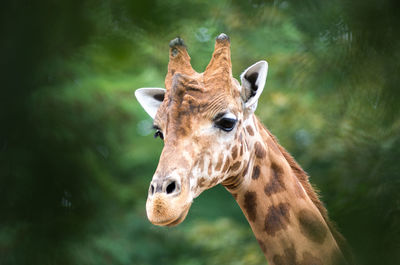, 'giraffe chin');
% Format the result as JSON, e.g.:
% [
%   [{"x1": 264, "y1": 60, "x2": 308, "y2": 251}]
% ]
[
  {"x1": 154, "y1": 206, "x2": 190, "y2": 227},
  {"x1": 146, "y1": 196, "x2": 192, "y2": 227}
]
